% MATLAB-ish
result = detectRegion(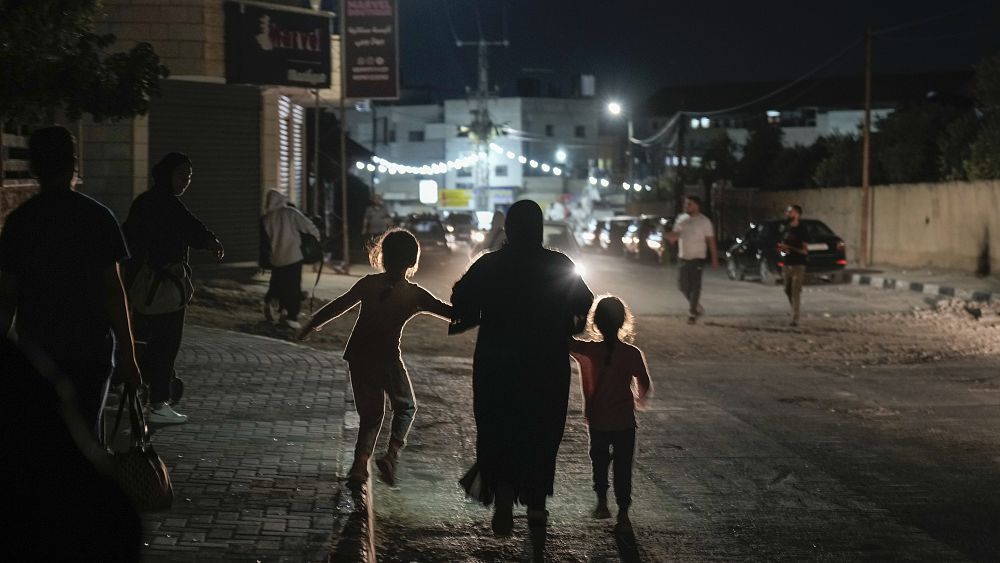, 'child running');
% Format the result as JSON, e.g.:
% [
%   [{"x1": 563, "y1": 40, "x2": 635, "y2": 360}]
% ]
[
  {"x1": 569, "y1": 295, "x2": 652, "y2": 532},
  {"x1": 300, "y1": 229, "x2": 453, "y2": 486}
]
